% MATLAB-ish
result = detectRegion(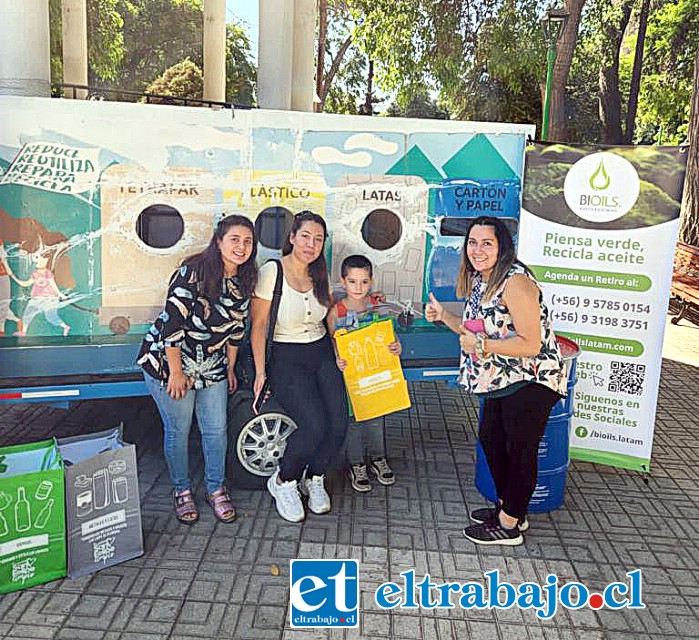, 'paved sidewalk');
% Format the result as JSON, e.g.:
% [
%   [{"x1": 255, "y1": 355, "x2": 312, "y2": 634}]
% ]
[{"x1": 0, "y1": 317, "x2": 698, "y2": 640}]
